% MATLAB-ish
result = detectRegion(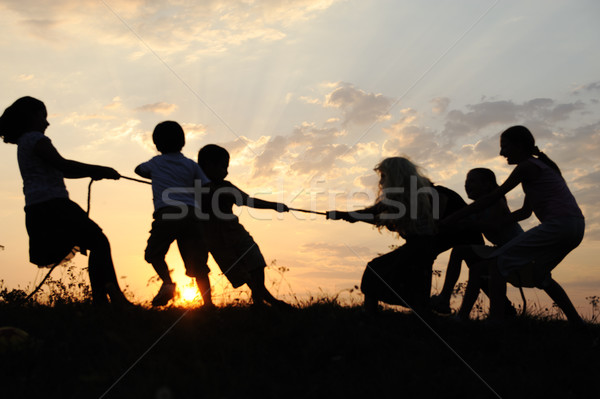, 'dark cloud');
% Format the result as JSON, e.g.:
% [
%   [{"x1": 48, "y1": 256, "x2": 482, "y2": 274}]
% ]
[
  {"x1": 442, "y1": 100, "x2": 520, "y2": 137},
  {"x1": 572, "y1": 81, "x2": 600, "y2": 94}
]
